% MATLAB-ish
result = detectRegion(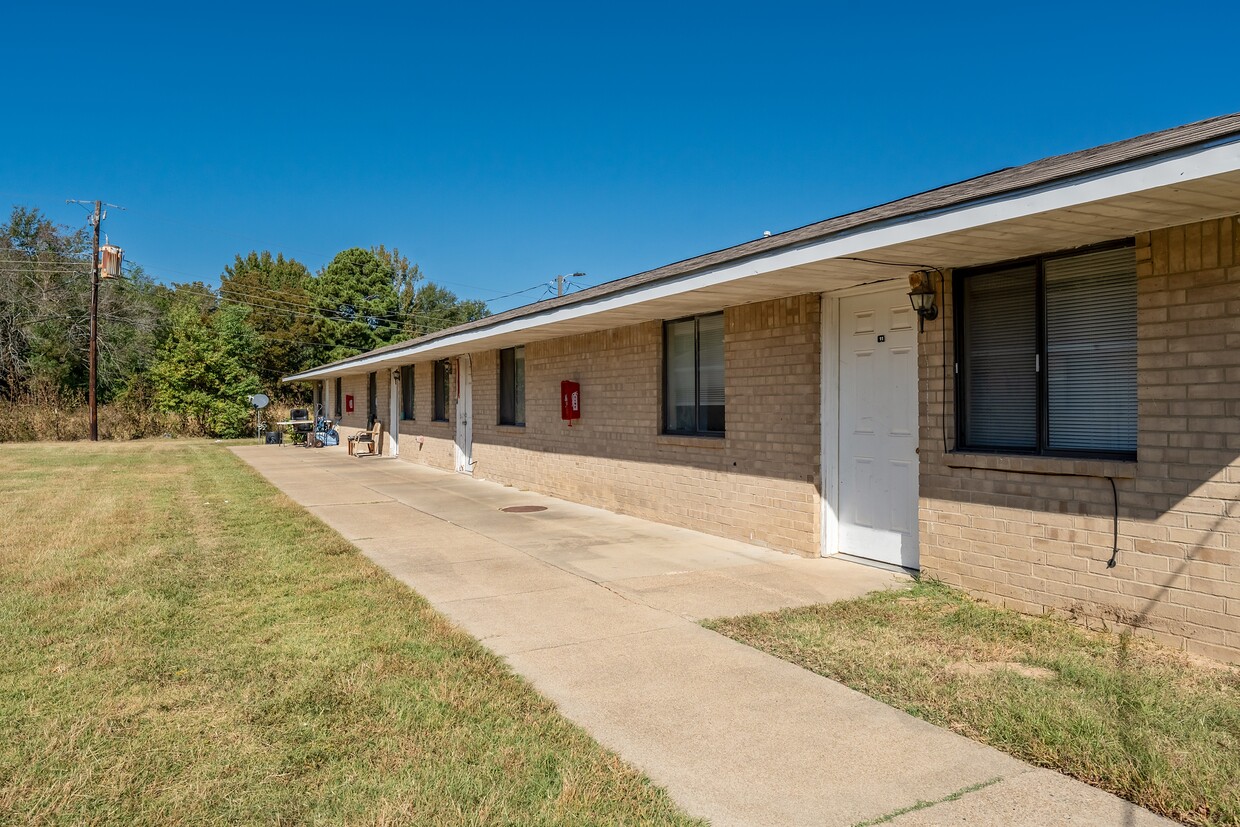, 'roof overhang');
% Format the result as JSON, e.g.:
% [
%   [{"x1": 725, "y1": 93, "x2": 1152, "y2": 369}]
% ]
[{"x1": 285, "y1": 134, "x2": 1240, "y2": 381}]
